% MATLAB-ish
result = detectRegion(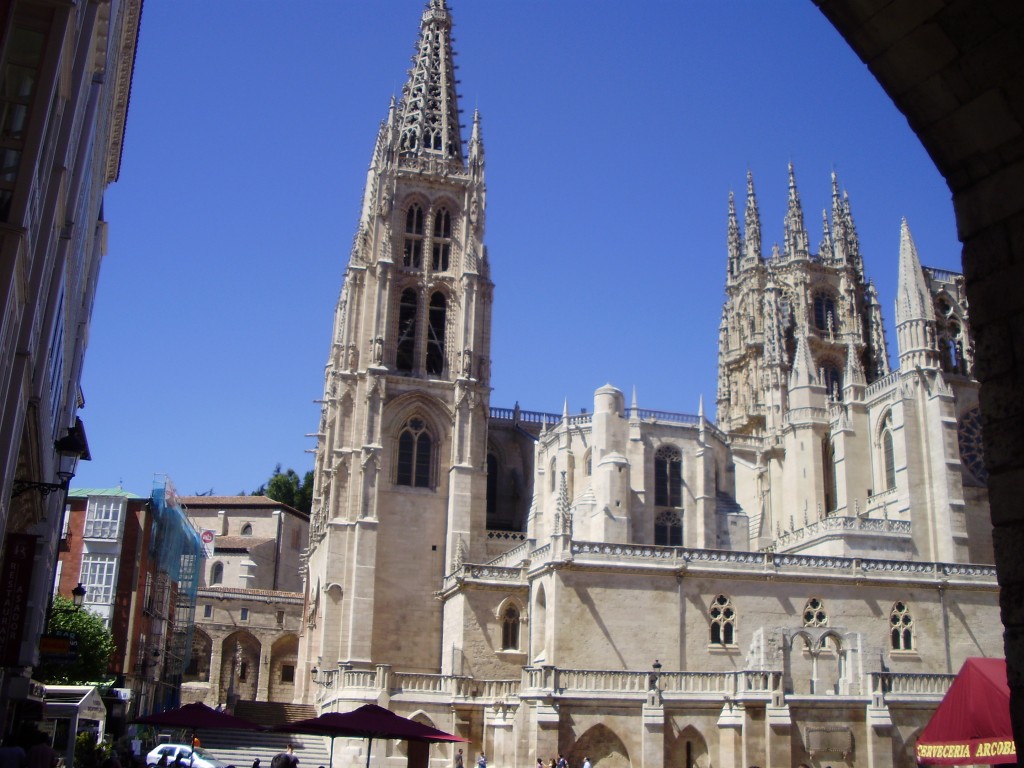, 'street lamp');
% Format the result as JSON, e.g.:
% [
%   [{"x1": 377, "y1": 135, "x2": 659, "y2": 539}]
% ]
[
  {"x1": 71, "y1": 583, "x2": 87, "y2": 609},
  {"x1": 649, "y1": 659, "x2": 662, "y2": 690},
  {"x1": 11, "y1": 418, "x2": 91, "y2": 497}
]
